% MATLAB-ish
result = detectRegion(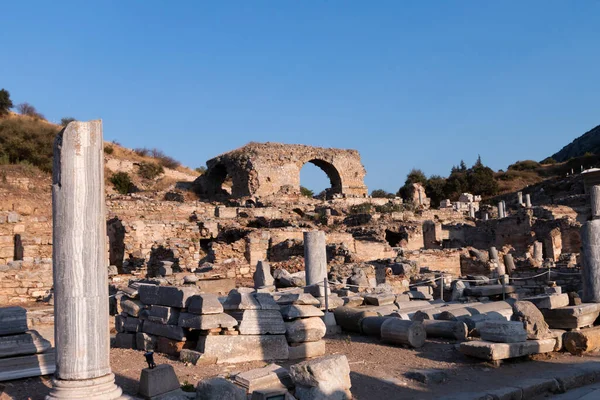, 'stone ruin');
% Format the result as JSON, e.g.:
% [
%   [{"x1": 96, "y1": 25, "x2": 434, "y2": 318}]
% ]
[
  {"x1": 194, "y1": 142, "x2": 368, "y2": 199},
  {"x1": 4, "y1": 123, "x2": 600, "y2": 399}
]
